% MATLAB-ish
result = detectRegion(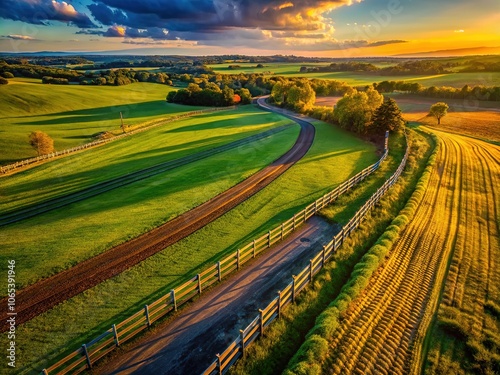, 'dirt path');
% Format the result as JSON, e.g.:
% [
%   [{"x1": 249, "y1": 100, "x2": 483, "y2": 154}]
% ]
[
  {"x1": 0, "y1": 100, "x2": 315, "y2": 331},
  {"x1": 98, "y1": 216, "x2": 336, "y2": 375},
  {"x1": 322, "y1": 130, "x2": 500, "y2": 374}
]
